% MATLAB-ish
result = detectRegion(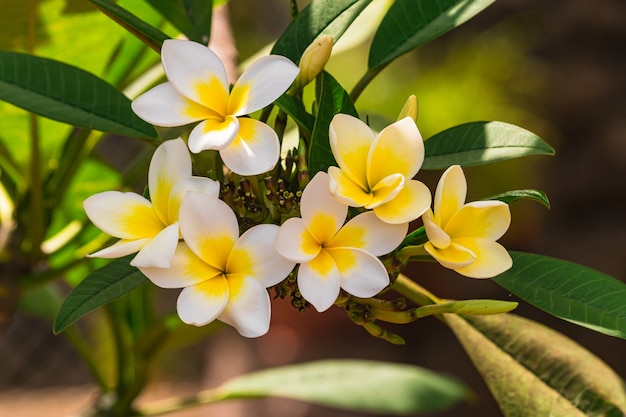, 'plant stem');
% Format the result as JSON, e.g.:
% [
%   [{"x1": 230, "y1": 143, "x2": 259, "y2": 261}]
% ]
[
  {"x1": 391, "y1": 274, "x2": 440, "y2": 306},
  {"x1": 349, "y1": 66, "x2": 386, "y2": 103}
]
